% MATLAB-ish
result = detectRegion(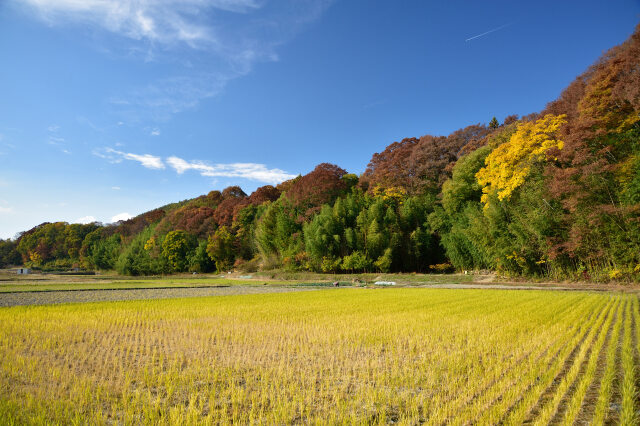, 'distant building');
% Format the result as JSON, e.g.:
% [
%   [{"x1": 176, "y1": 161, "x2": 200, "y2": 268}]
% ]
[{"x1": 16, "y1": 268, "x2": 30, "y2": 275}]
